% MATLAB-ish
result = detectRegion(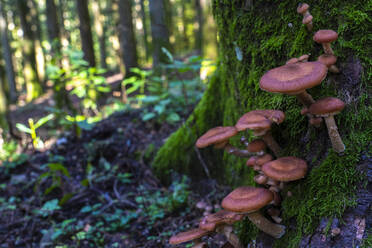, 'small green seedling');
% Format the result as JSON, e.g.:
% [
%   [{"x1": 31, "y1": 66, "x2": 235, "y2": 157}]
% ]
[{"x1": 16, "y1": 114, "x2": 54, "y2": 149}]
